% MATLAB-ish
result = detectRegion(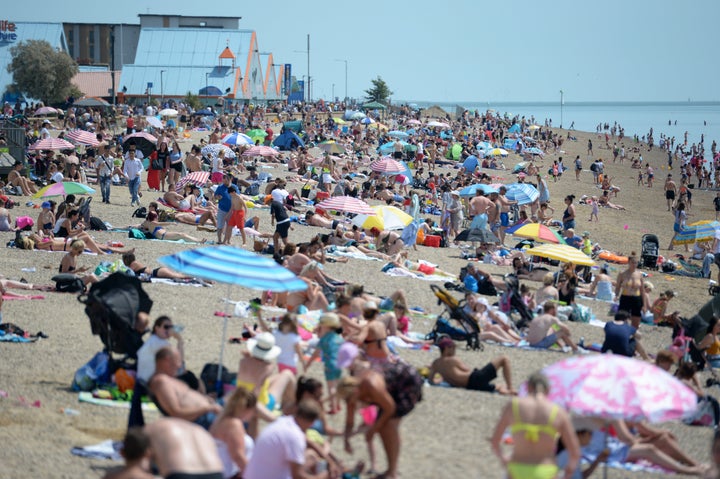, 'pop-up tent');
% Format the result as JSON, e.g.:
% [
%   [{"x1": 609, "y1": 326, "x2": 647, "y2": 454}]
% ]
[{"x1": 273, "y1": 130, "x2": 305, "y2": 150}]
